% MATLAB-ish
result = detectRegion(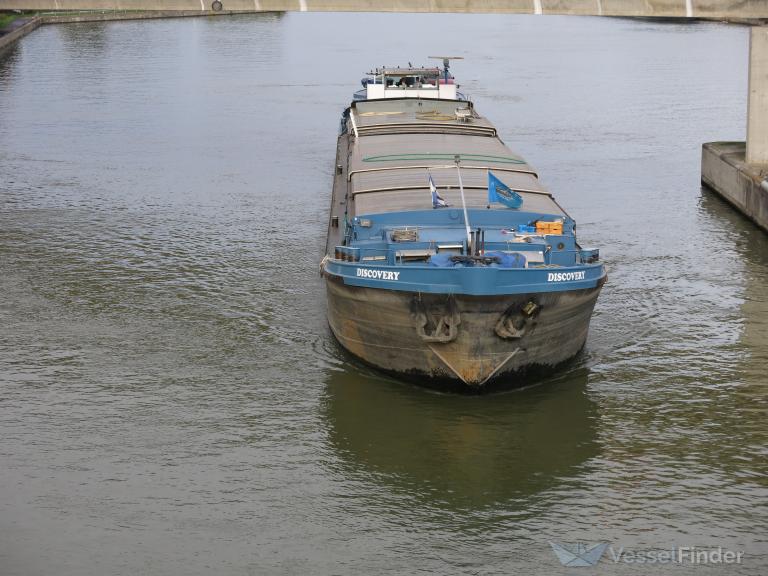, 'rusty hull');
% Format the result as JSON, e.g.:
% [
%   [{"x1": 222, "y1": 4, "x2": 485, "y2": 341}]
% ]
[{"x1": 325, "y1": 273, "x2": 604, "y2": 389}]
